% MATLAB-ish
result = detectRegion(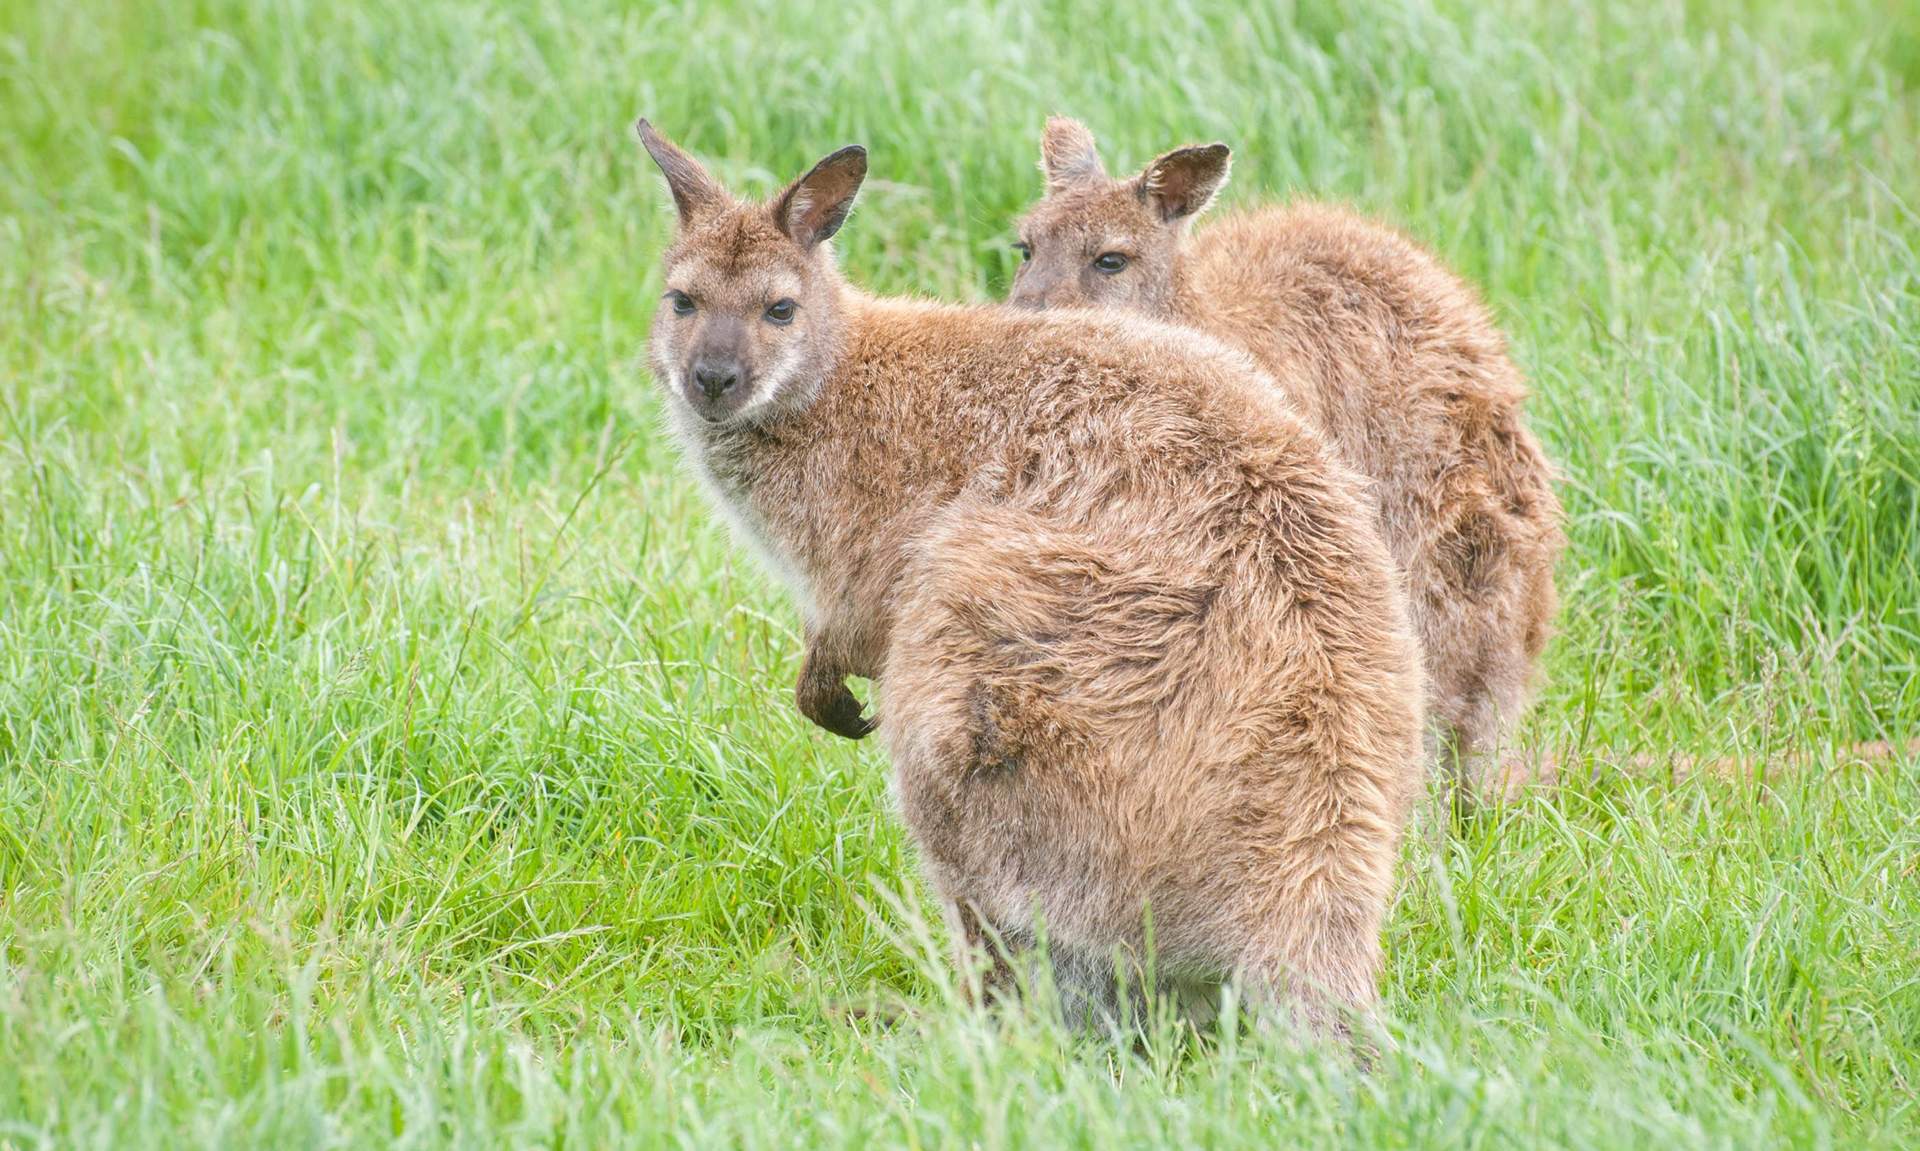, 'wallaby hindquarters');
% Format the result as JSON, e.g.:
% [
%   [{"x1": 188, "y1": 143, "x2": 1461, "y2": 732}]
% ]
[{"x1": 884, "y1": 473, "x2": 1422, "y2": 1028}]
